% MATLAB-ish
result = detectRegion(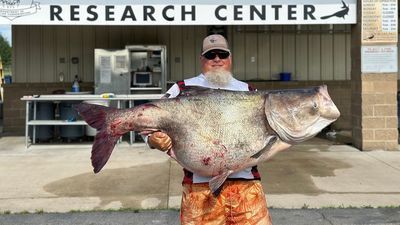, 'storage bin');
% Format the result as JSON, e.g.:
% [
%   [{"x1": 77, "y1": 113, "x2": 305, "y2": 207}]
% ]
[
  {"x1": 59, "y1": 101, "x2": 84, "y2": 140},
  {"x1": 4, "y1": 75, "x2": 12, "y2": 84},
  {"x1": 280, "y1": 72, "x2": 291, "y2": 81},
  {"x1": 29, "y1": 102, "x2": 55, "y2": 142}
]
